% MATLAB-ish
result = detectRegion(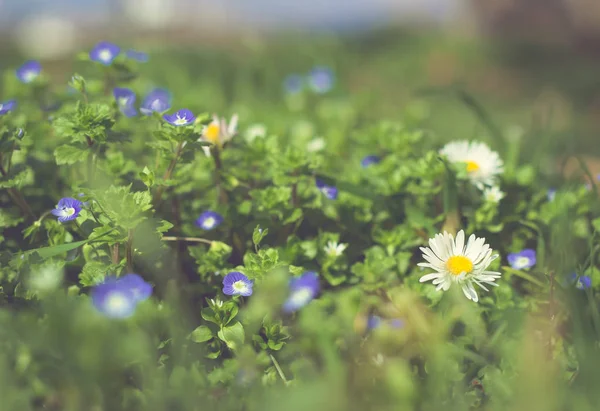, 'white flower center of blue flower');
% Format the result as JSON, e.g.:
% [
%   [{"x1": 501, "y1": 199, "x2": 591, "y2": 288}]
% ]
[
  {"x1": 174, "y1": 115, "x2": 189, "y2": 125},
  {"x1": 61, "y1": 207, "x2": 75, "y2": 217},
  {"x1": 514, "y1": 256, "x2": 531, "y2": 269},
  {"x1": 232, "y1": 280, "x2": 248, "y2": 294},
  {"x1": 105, "y1": 292, "x2": 130, "y2": 315},
  {"x1": 23, "y1": 71, "x2": 37, "y2": 82},
  {"x1": 0, "y1": 104, "x2": 4, "y2": 111},
  {"x1": 288, "y1": 288, "x2": 313, "y2": 307},
  {"x1": 99, "y1": 49, "x2": 113, "y2": 62},
  {"x1": 118, "y1": 97, "x2": 129, "y2": 107},
  {"x1": 202, "y1": 217, "x2": 215, "y2": 229}
]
